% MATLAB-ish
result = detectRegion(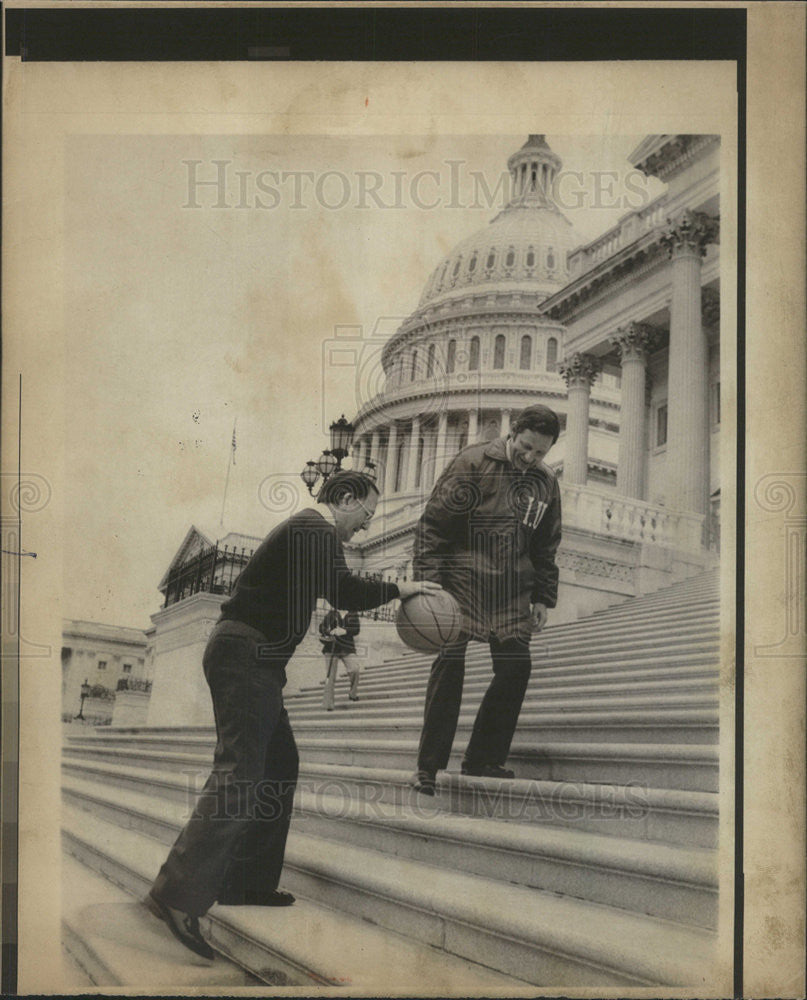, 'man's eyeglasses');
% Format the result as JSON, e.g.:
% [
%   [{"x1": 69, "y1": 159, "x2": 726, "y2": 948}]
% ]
[{"x1": 355, "y1": 498, "x2": 376, "y2": 528}]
